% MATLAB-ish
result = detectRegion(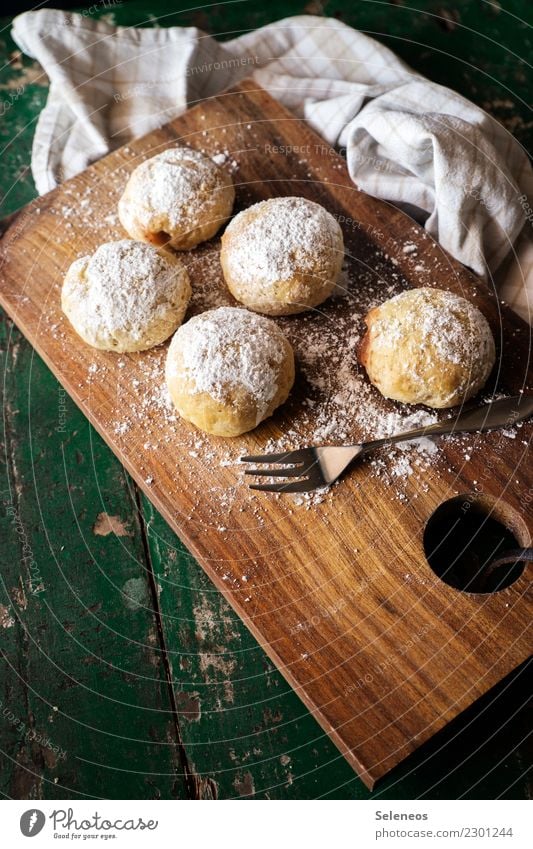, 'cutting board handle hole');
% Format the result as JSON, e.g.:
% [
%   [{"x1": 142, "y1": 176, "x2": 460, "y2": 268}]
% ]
[{"x1": 423, "y1": 495, "x2": 530, "y2": 594}]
